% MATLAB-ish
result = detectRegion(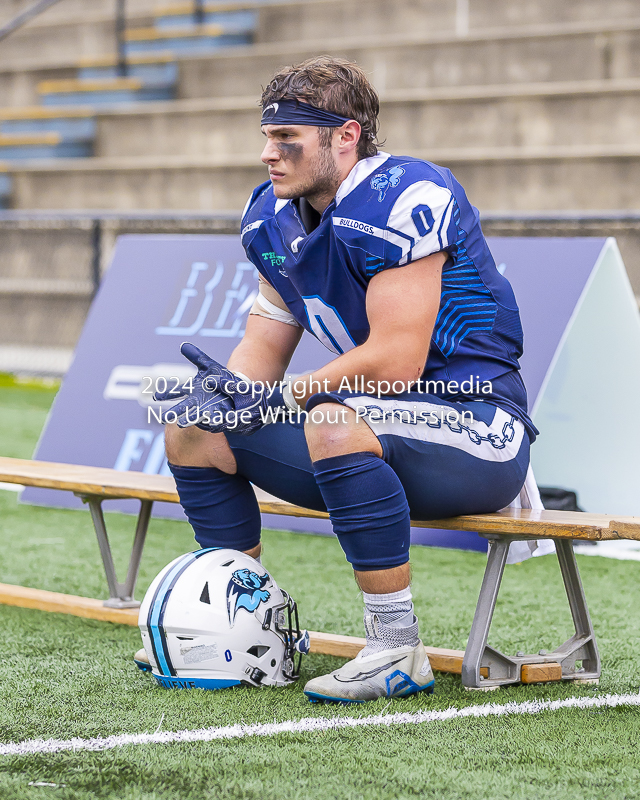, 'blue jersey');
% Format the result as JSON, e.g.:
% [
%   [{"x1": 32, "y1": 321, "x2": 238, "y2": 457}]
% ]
[{"x1": 241, "y1": 152, "x2": 536, "y2": 440}]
